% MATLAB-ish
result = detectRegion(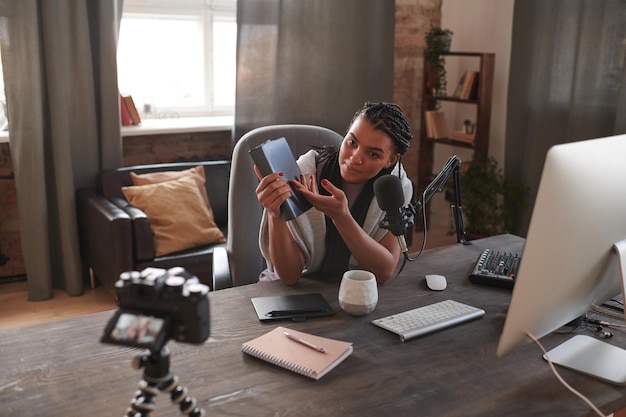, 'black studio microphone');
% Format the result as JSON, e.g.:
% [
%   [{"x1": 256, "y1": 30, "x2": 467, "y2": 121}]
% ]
[{"x1": 374, "y1": 175, "x2": 412, "y2": 254}]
